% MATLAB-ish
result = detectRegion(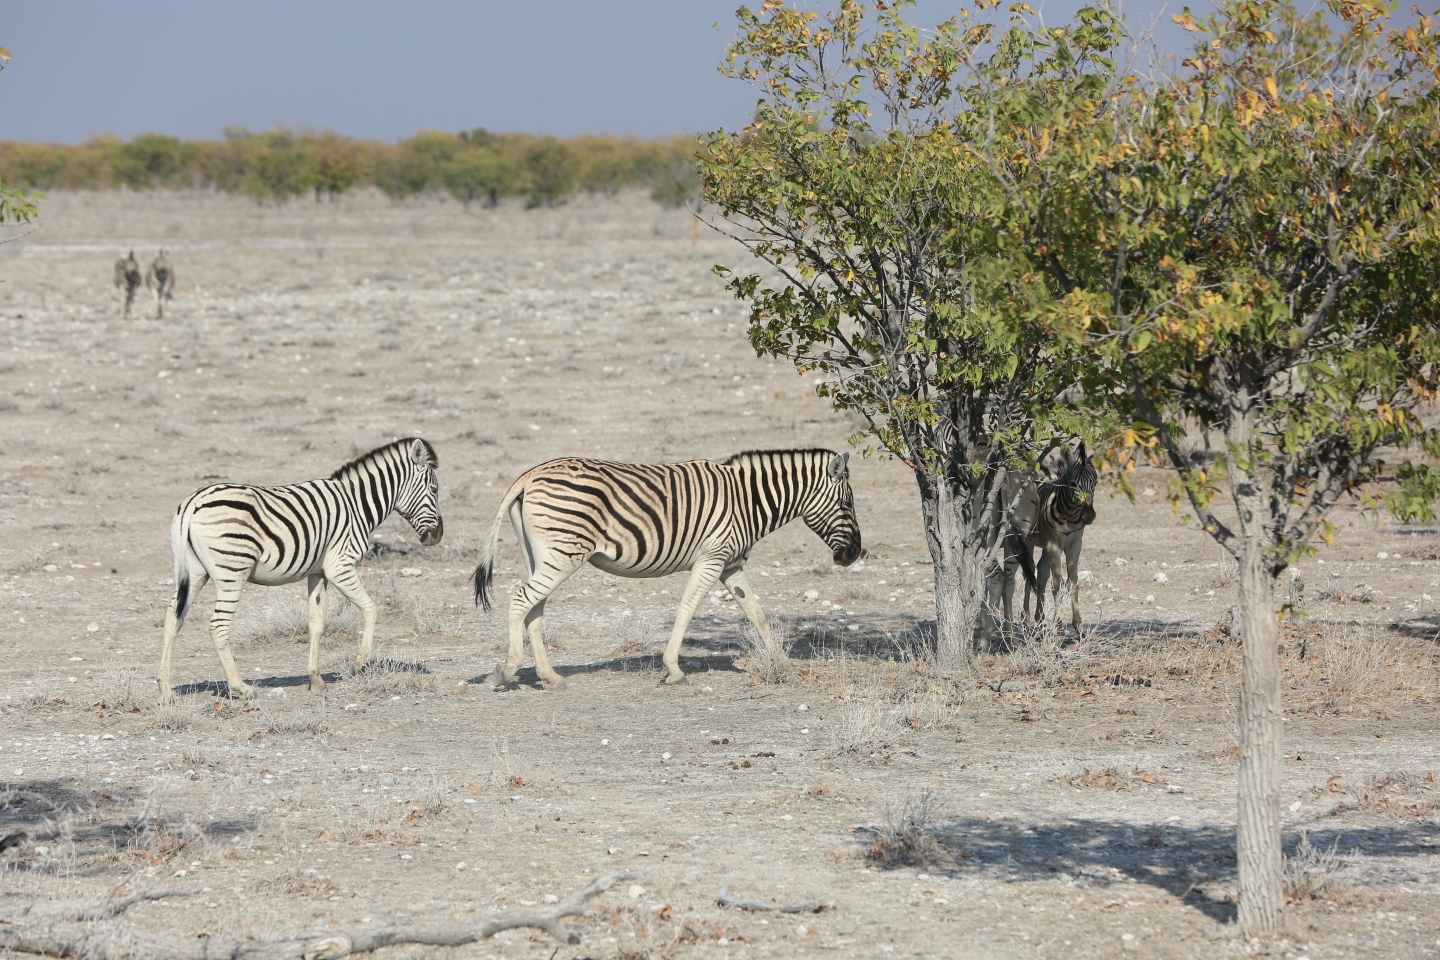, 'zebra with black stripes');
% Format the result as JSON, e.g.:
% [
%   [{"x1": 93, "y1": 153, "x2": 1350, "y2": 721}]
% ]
[
  {"x1": 158, "y1": 438, "x2": 443, "y2": 701},
  {"x1": 1001, "y1": 442, "x2": 1098, "y2": 631},
  {"x1": 472, "y1": 449, "x2": 862, "y2": 689},
  {"x1": 114, "y1": 250, "x2": 141, "y2": 319}
]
